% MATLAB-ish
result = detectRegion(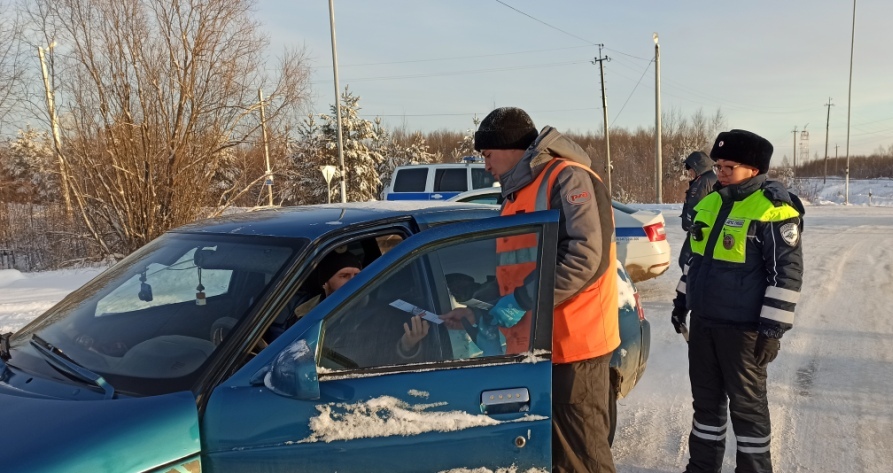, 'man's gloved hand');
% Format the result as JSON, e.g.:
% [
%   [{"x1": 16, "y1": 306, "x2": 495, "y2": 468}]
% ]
[
  {"x1": 489, "y1": 294, "x2": 526, "y2": 328},
  {"x1": 671, "y1": 306, "x2": 689, "y2": 334},
  {"x1": 754, "y1": 333, "x2": 781, "y2": 366}
]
